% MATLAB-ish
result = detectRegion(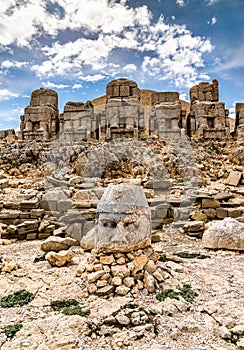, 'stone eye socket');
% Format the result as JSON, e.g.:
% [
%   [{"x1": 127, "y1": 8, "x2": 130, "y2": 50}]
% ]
[{"x1": 103, "y1": 221, "x2": 117, "y2": 228}]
